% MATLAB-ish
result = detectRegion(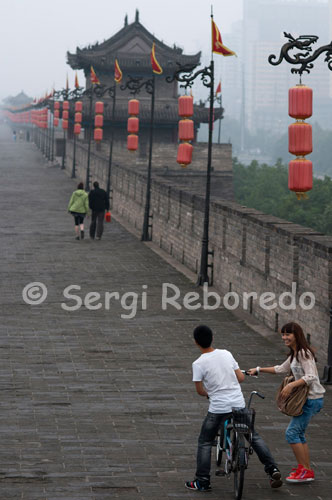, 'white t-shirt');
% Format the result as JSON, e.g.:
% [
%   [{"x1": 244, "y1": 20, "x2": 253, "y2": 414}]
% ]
[{"x1": 192, "y1": 349, "x2": 245, "y2": 413}]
